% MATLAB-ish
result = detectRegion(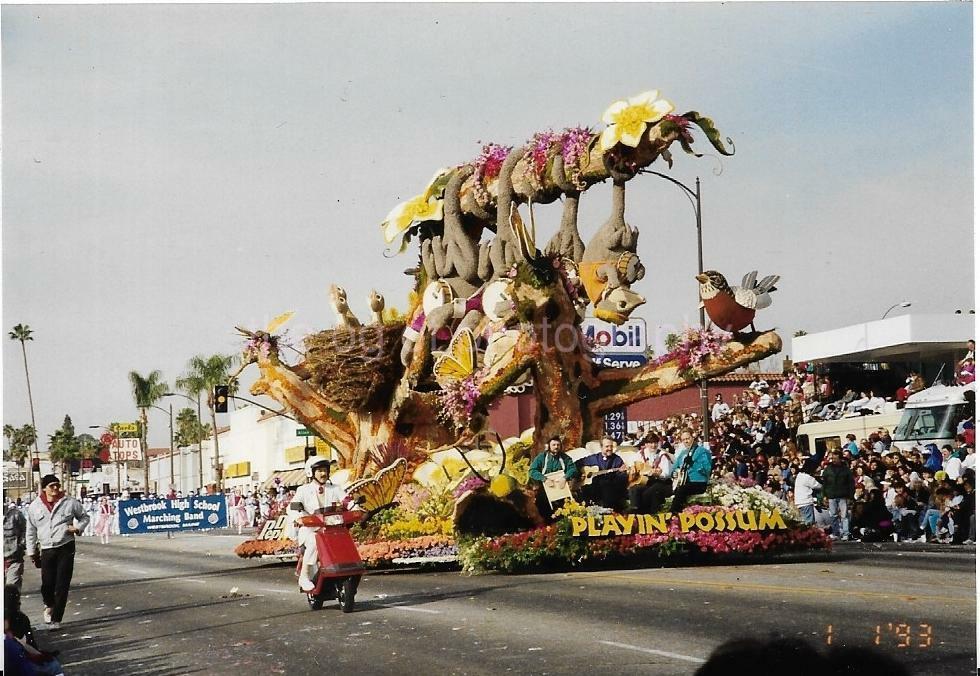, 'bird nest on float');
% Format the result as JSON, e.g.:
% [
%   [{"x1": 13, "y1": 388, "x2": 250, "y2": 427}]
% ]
[{"x1": 303, "y1": 322, "x2": 405, "y2": 411}]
